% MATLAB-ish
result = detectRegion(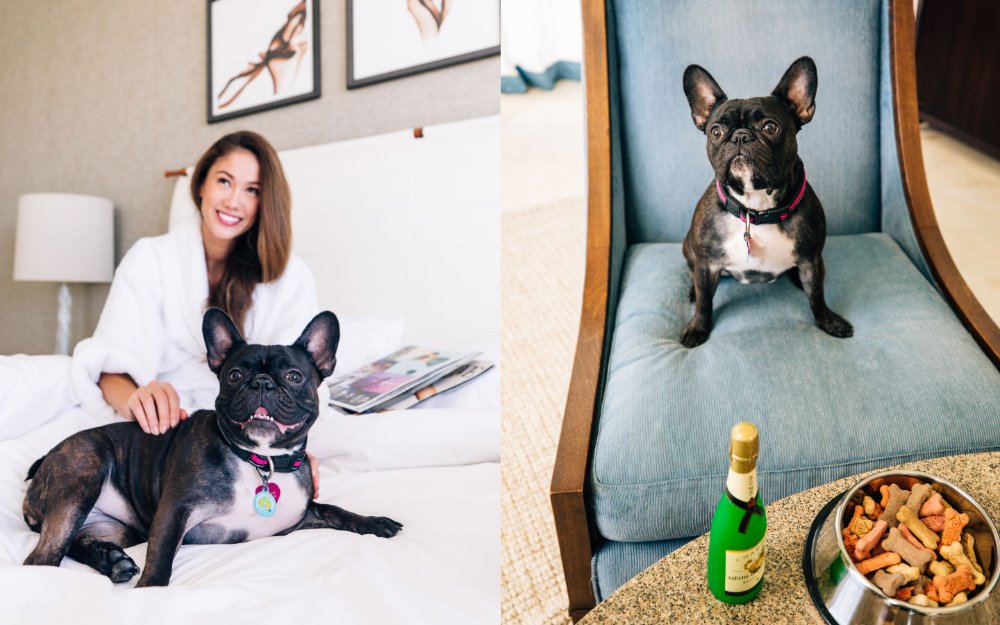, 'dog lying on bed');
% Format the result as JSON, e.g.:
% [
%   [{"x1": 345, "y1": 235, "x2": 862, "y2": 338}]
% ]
[{"x1": 22, "y1": 308, "x2": 402, "y2": 586}]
